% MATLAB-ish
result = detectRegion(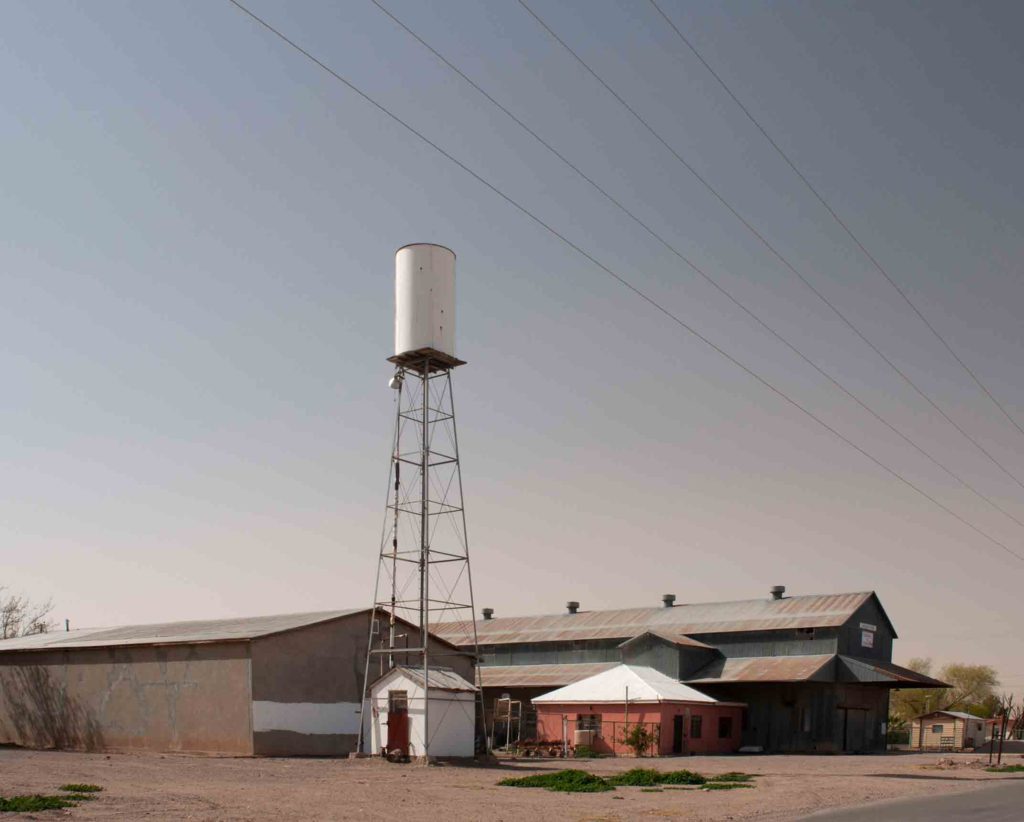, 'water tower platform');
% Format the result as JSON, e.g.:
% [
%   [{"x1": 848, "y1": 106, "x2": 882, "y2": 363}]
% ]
[{"x1": 388, "y1": 347, "x2": 466, "y2": 373}]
